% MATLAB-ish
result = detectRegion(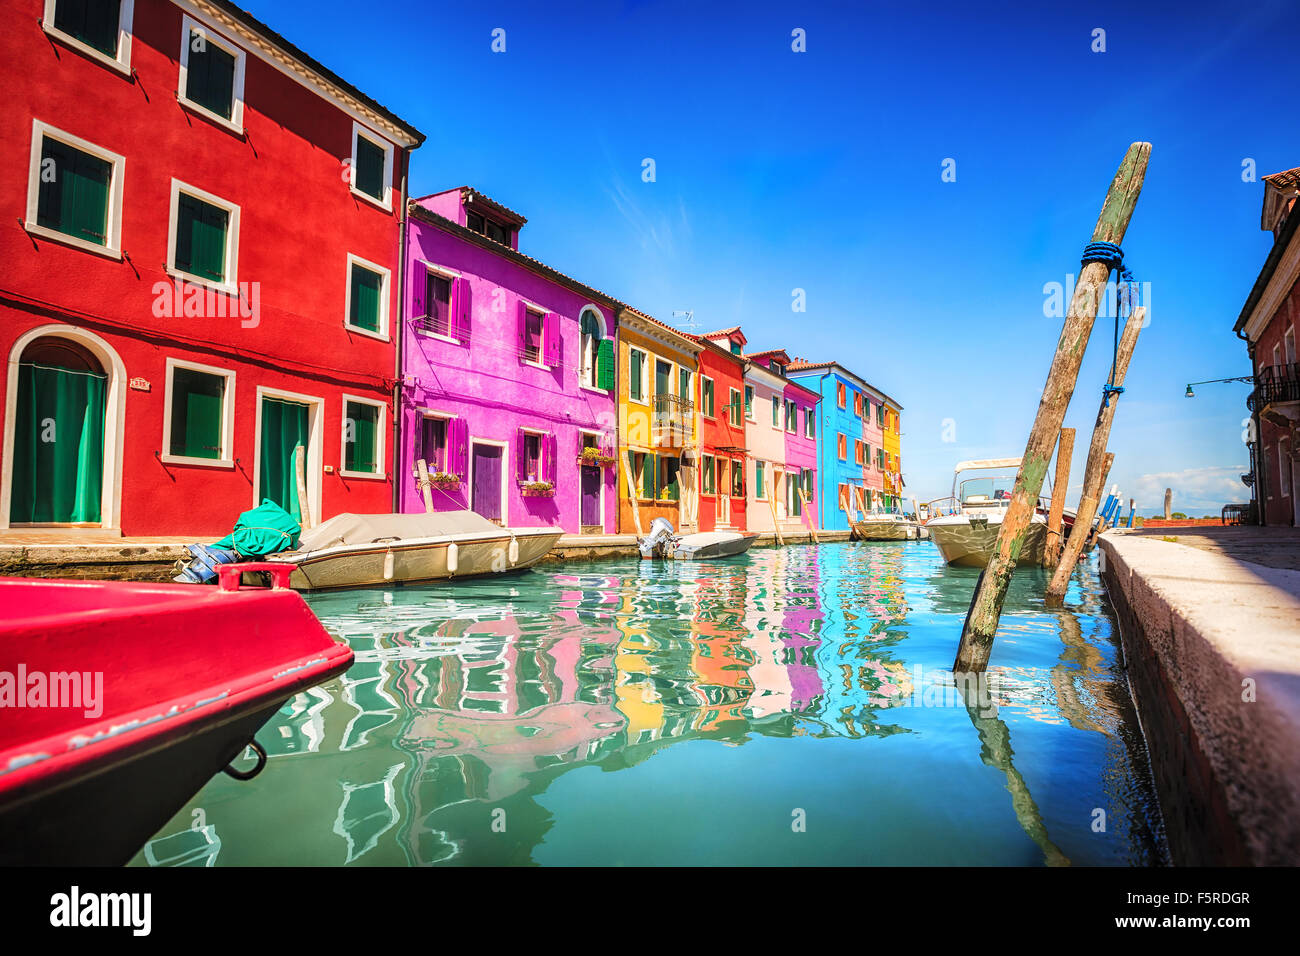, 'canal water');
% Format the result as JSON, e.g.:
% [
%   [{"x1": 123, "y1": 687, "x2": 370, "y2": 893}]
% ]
[{"x1": 130, "y1": 541, "x2": 1167, "y2": 866}]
